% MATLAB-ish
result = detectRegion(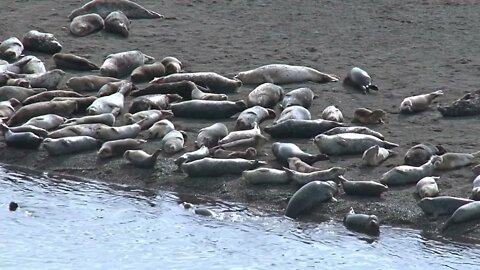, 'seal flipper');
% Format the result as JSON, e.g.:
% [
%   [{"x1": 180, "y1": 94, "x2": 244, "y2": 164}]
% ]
[
  {"x1": 383, "y1": 141, "x2": 399, "y2": 149},
  {"x1": 367, "y1": 84, "x2": 379, "y2": 91}
]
